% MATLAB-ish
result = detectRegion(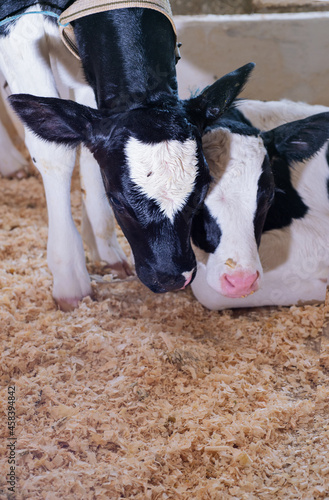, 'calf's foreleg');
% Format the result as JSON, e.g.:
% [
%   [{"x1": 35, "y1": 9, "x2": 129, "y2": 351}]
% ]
[
  {"x1": 73, "y1": 86, "x2": 131, "y2": 277},
  {"x1": 0, "y1": 11, "x2": 92, "y2": 309}
]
